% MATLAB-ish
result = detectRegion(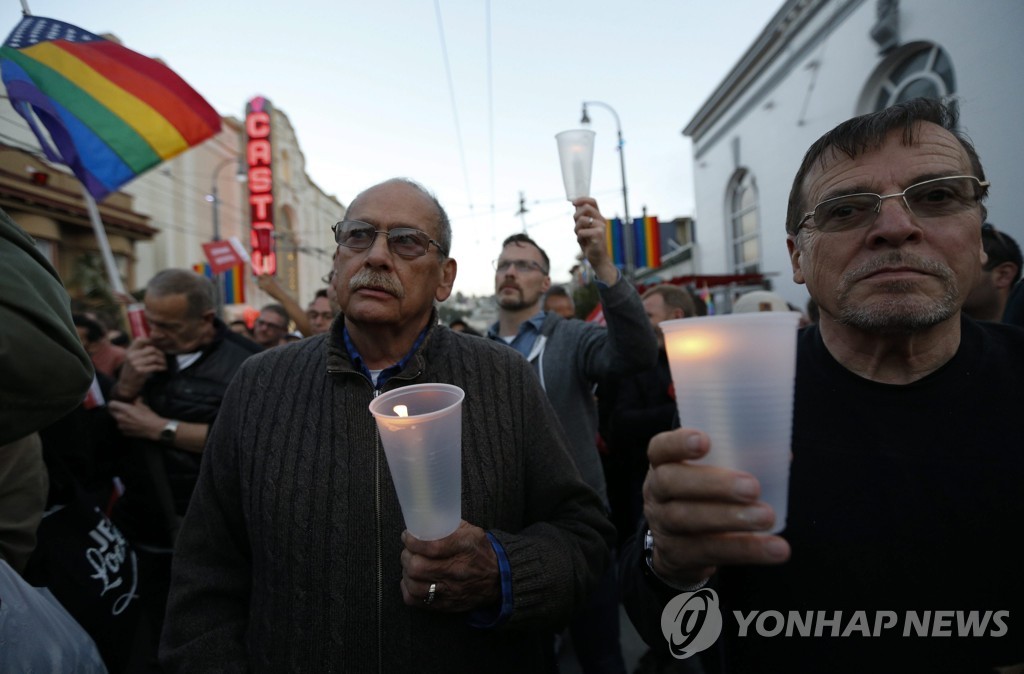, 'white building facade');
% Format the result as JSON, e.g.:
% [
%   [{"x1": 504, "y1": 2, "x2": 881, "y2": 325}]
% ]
[{"x1": 681, "y1": 0, "x2": 1024, "y2": 310}]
